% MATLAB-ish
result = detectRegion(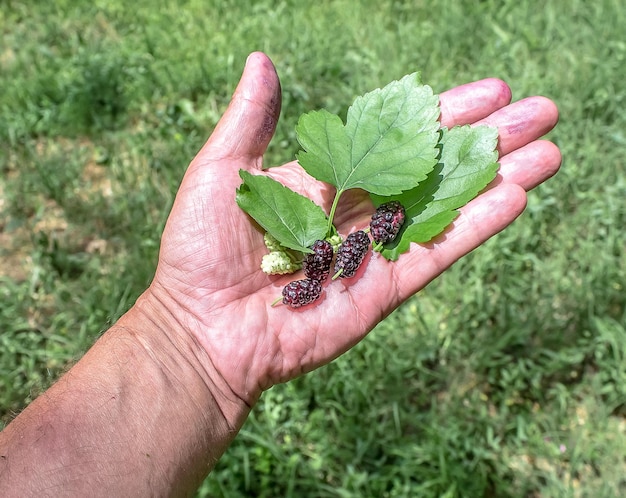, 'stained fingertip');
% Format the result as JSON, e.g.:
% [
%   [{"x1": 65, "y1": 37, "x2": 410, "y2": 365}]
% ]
[
  {"x1": 477, "y1": 96, "x2": 560, "y2": 155},
  {"x1": 527, "y1": 96, "x2": 560, "y2": 129},
  {"x1": 440, "y1": 78, "x2": 512, "y2": 128},
  {"x1": 239, "y1": 52, "x2": 282, "y2": 119},
  {"x1": 198, "y1": 52, "x2": 282, "y2": 165}
]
